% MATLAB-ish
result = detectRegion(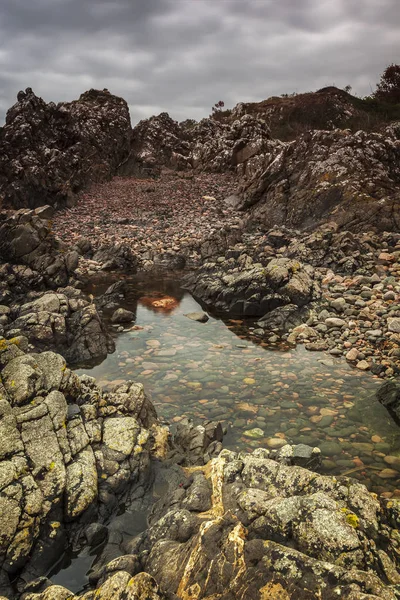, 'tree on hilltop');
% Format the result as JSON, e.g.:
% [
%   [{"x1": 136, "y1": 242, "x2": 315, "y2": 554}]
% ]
[{"x1": 374, "y1": 64, "x2": 400, "y2": 104}]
